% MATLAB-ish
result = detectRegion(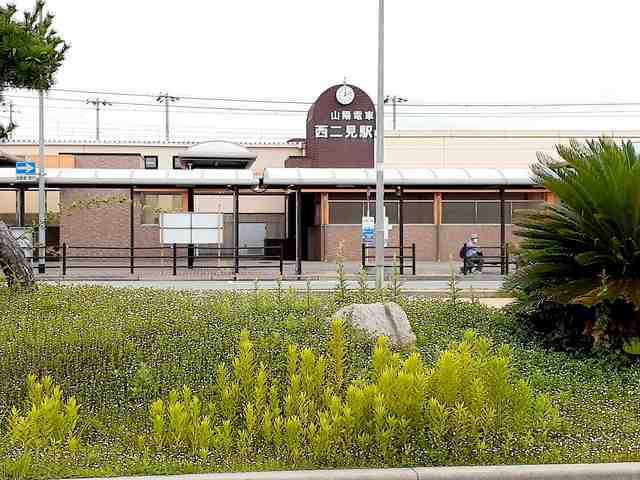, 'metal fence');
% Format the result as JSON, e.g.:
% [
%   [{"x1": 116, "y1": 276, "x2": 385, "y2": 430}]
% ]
[
  {"x1": 30, "y1": 242, "x2": 286, "y2": 277},
  {"x1": 361, "y1": 243, "x2": 417, "y2": 275}
]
